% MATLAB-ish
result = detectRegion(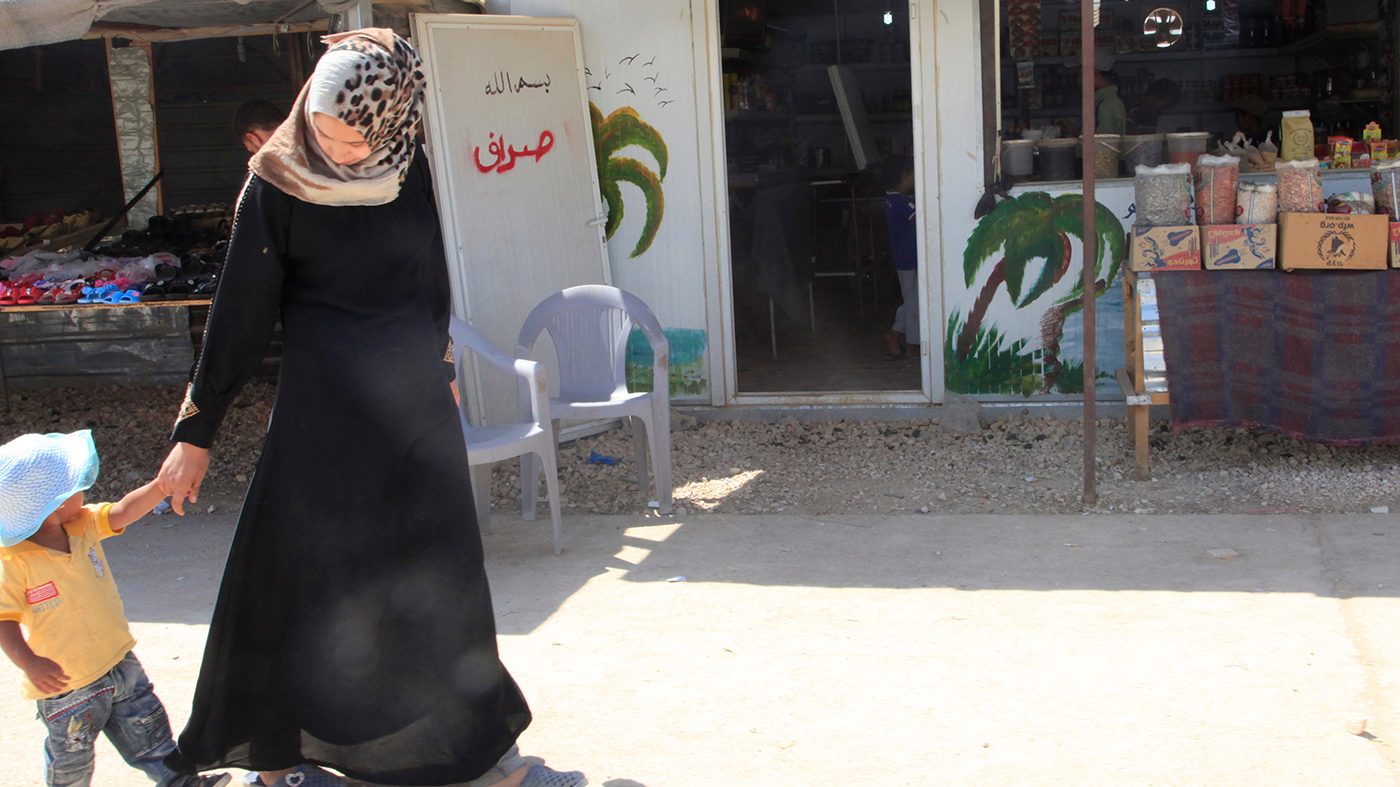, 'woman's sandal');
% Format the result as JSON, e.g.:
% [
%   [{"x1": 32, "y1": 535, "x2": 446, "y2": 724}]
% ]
[
  {"x1": 164, "y1": 278, "x2": 192, "y2": 301},
  {"x1": 53, "y1": 281, "x2": 83, "y2": 304},
  {"x1": 191, "y1": 274, "x2": 218, "y2": 297},
  {"x1": 260, "y1": 765, "x2": 344, "y2": 787},
  {"x1": 139, "y1": 281, "x2": 168, "y2": 302}
]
